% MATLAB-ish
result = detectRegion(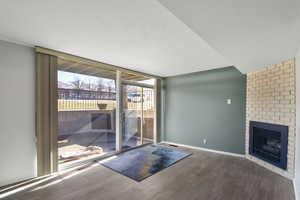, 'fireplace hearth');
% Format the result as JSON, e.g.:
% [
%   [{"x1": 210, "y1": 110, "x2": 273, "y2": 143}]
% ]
[{"x1": 249, "y1": 121, "x2": 288, "y2": 170}]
